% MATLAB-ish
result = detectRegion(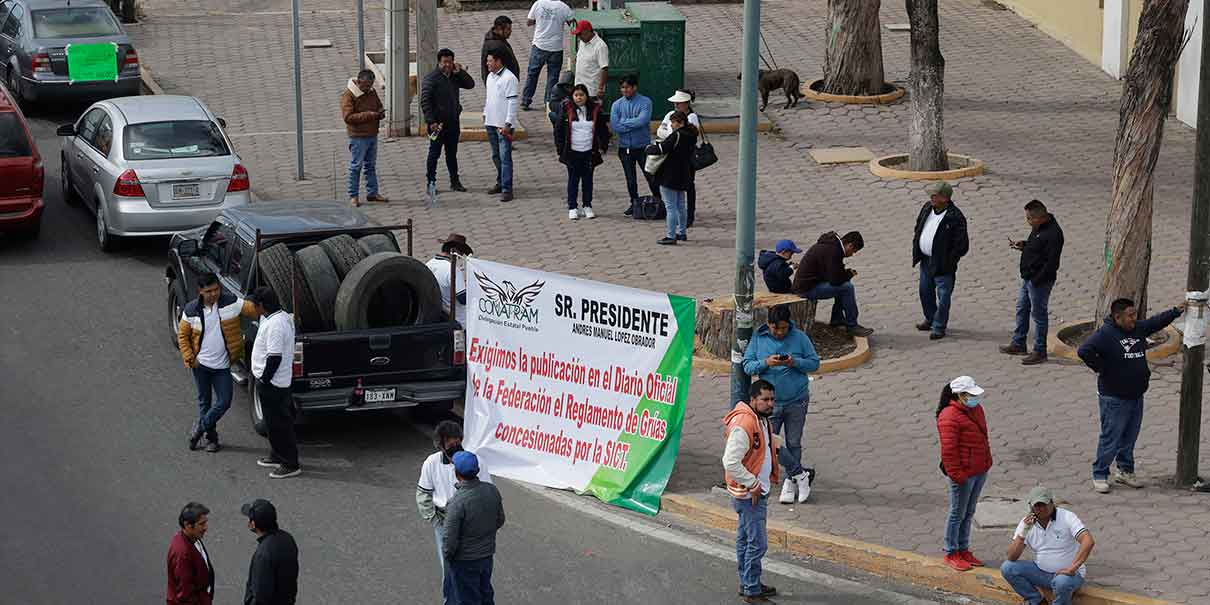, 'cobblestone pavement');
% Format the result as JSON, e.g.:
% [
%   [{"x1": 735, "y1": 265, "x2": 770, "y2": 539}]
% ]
[{"x1": 128, "y1": 0, "x2": 1210, "y2": 600}]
